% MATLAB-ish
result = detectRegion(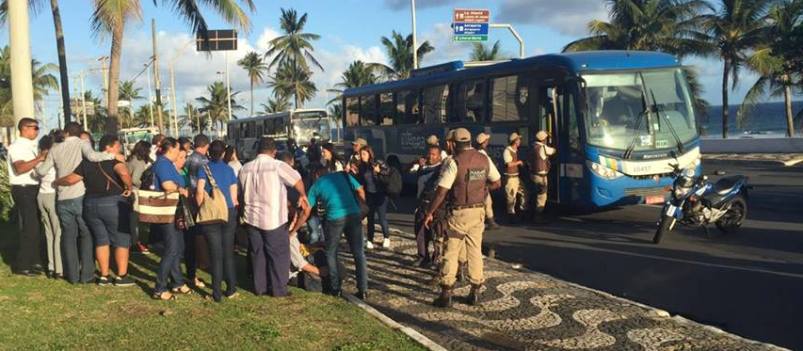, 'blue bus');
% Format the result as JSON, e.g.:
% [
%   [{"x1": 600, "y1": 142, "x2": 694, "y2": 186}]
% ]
[{"x1": 342, "y1": 51, "x2": 701, "y2": 208}]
